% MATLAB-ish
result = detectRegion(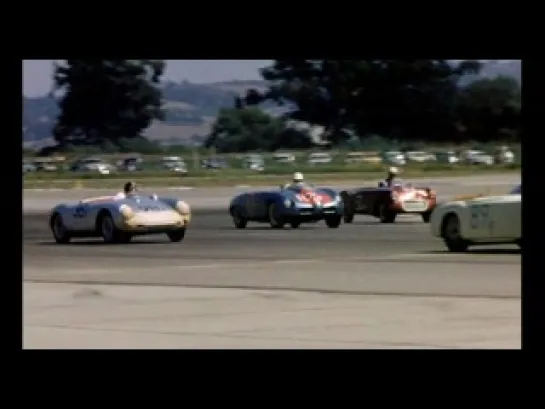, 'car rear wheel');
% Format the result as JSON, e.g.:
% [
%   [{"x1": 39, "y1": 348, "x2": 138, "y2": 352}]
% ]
[
  {"x1": 268, "y1": 203, "x2": 285, "y2": 228},
  {"x1": 325, "y1": 215, "x2": 342, "y2": 228},
  {"x1": 378, "y1": 203, "x2": 396, "y2": 223},
  {"x1": 167, "y1": 228, "x2": 186, "y2": 242},
  {"x1": 290, "y1": 221, "x2": 301, "y2": 229},
  {"x1": 442, "y1": 214, "x2": 468, "y2": 252},
  {"x1": 231, "y1": 207, "x2": 247, "y2": 229},
  {"x1": 51, "y1": 213, "x2": 71, "y2": 244}
]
